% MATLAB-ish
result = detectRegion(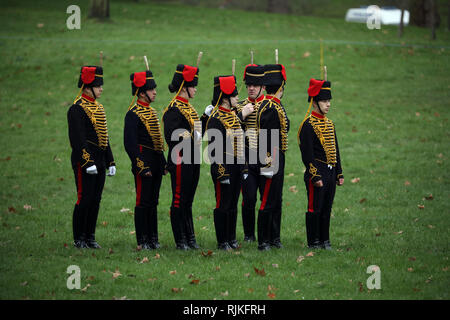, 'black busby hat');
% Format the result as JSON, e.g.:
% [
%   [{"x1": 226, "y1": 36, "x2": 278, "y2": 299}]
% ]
[
  {"x1": 78, "y1": 66, "x2": 103, "y2": 88},
  {"x1": 211, "y1": 75, "x2": 238, "y2": 107},
  {"x1": 243, "y1": 64, "x2": 265, "y2": 86},
  {"x1": 263, "y1": 64, "x2": 286, "y2": 87},
  {"x1": 168, "y1": 64, "x2": 199, "y2": 93},
  {"x1": 307, "y1": 79, "x2": 332, "y2": 102},
  {"x1": 130, "y1": 70, "x2": 157, "y2": 96}
]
